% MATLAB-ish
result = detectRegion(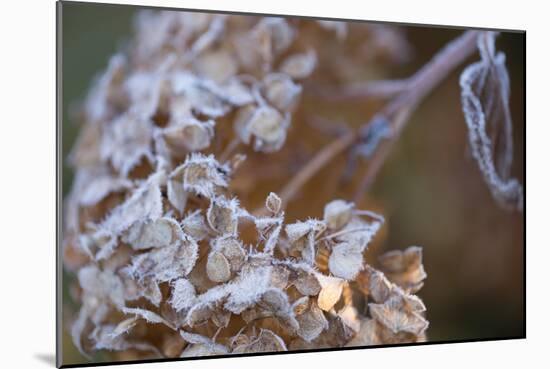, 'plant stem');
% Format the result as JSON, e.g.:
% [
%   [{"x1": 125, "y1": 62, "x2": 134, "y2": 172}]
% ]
[{"x1": 259, "y1": 30, "x2": 482, "y2": 214}]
